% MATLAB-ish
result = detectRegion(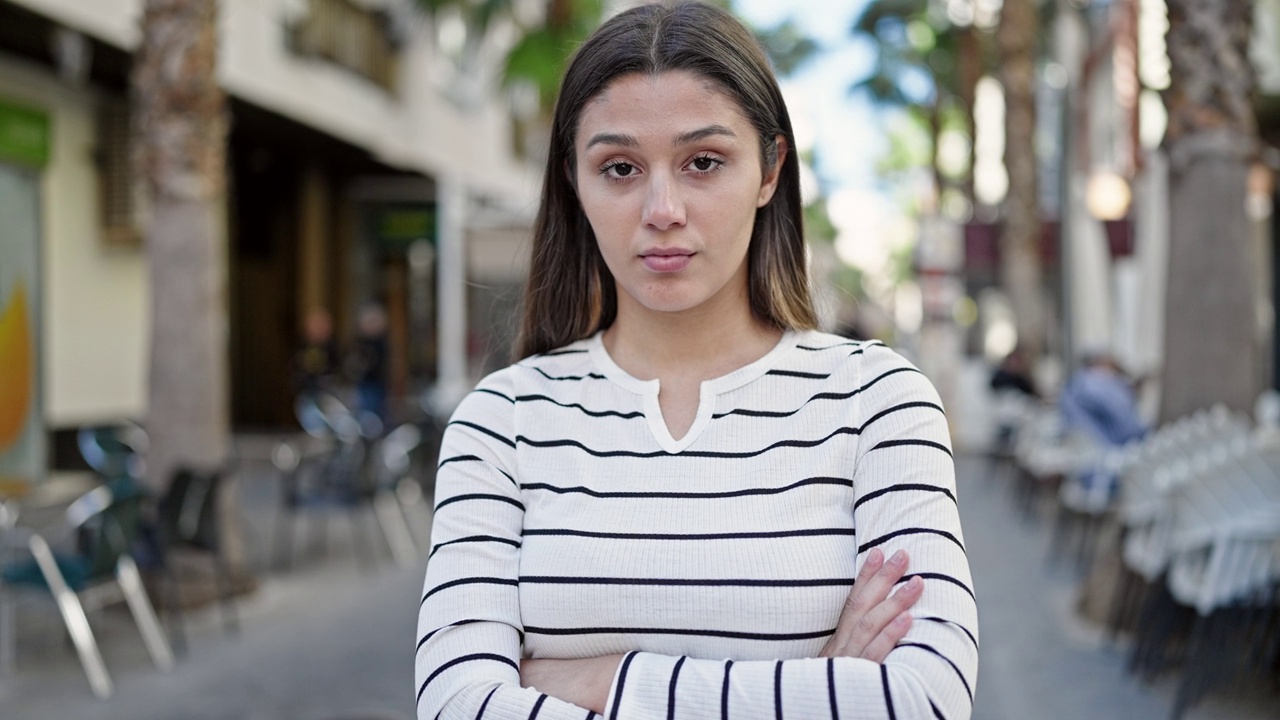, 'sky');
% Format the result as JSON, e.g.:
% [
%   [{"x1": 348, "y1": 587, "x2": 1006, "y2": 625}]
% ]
[
  {"x1": 733, "y1": 0, "x2": 920, "y2": 297},
  {"x1": 733, "y1": 0, "x2": 881, "y2": 196}
]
